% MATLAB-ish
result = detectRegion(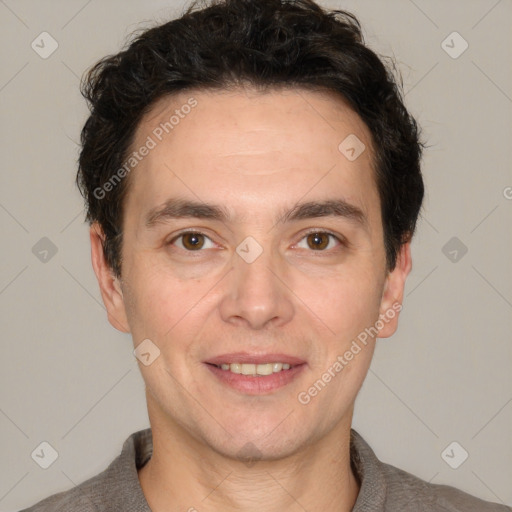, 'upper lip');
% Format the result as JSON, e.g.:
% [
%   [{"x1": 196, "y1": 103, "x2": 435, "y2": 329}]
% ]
[{"x1": 205, "y1": 352, "x2": 306, "y2": 366}]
